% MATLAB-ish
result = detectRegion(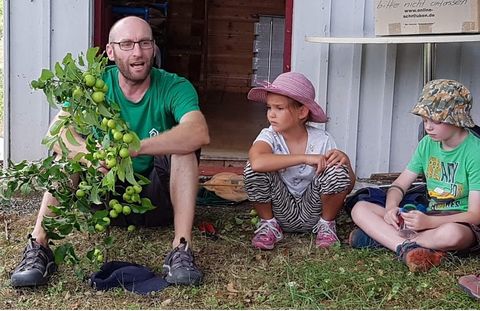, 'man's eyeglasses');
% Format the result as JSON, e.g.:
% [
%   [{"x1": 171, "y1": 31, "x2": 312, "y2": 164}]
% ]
[{"x1": 110, "y1": 39, "x2": 155, "y2": 51}]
